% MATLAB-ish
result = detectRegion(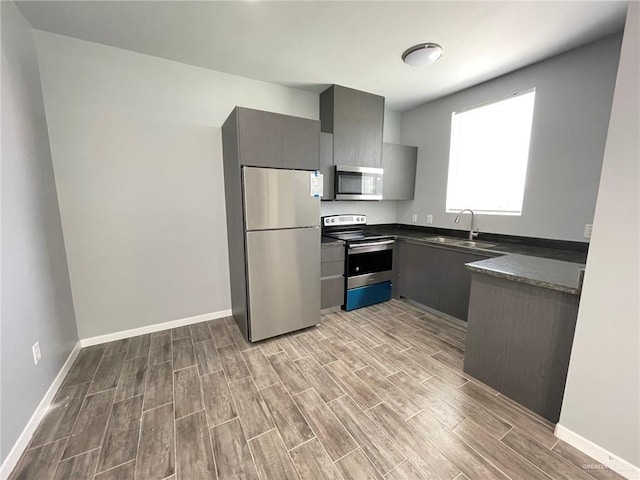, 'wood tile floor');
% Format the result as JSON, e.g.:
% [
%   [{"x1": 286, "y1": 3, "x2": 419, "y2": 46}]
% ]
[{"x1": 10, "y1": 299, "x2": 623, "y2": 480}]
